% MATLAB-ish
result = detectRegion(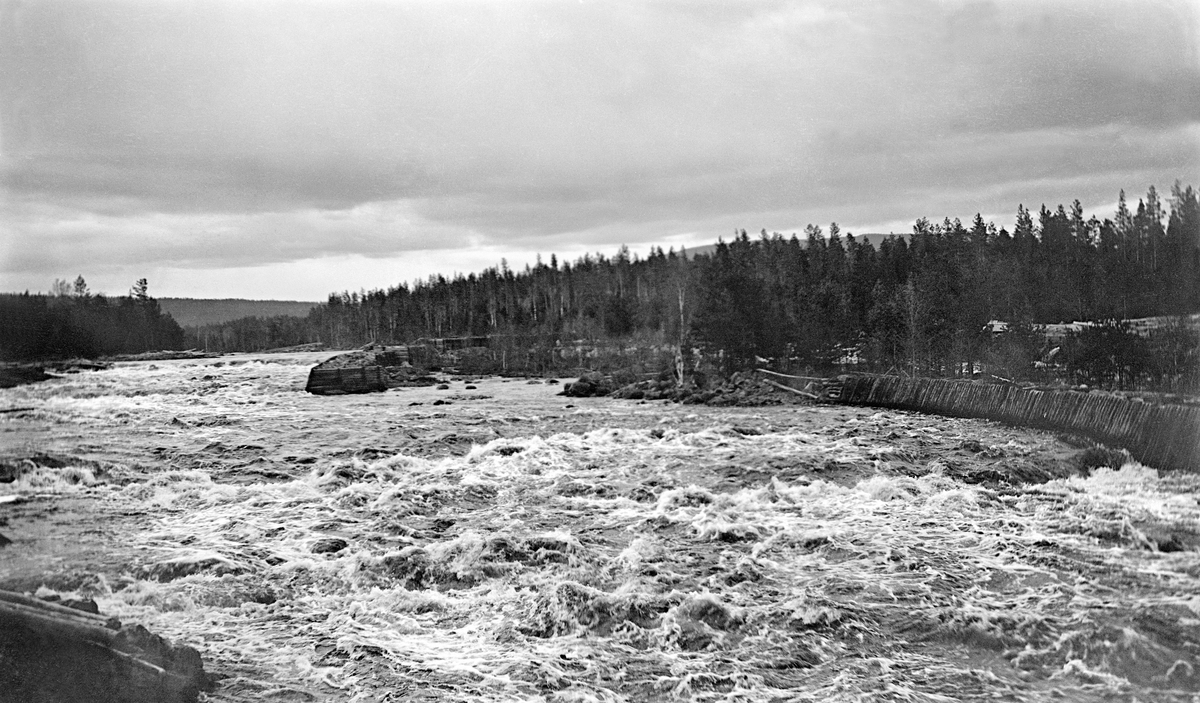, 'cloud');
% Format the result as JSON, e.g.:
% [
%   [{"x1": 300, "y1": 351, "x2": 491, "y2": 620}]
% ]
[{"x1": 1, "y1": 0, "x2": 1197, "y2": 298}]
